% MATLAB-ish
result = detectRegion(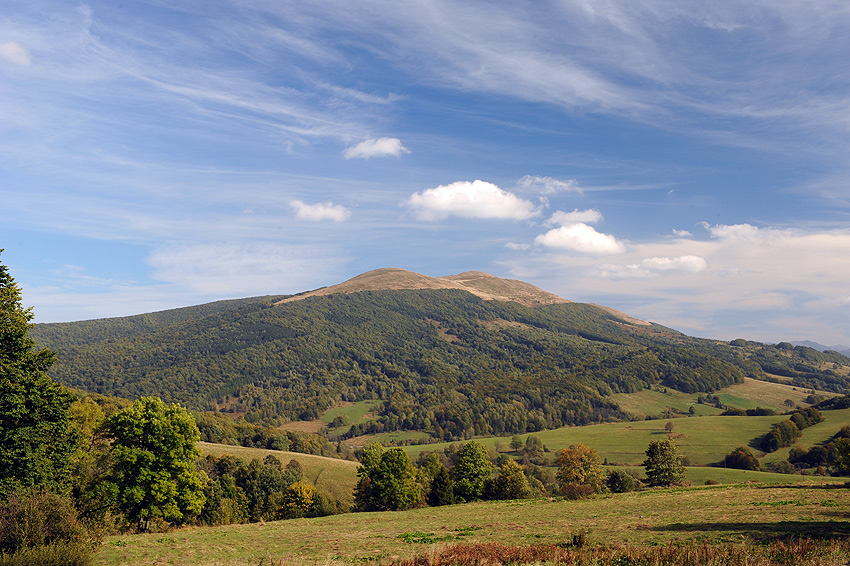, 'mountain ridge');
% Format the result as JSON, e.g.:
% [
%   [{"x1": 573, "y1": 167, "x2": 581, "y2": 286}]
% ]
[{"x1": 276, "y1": 268, "x2": 573, "y2": 308}]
